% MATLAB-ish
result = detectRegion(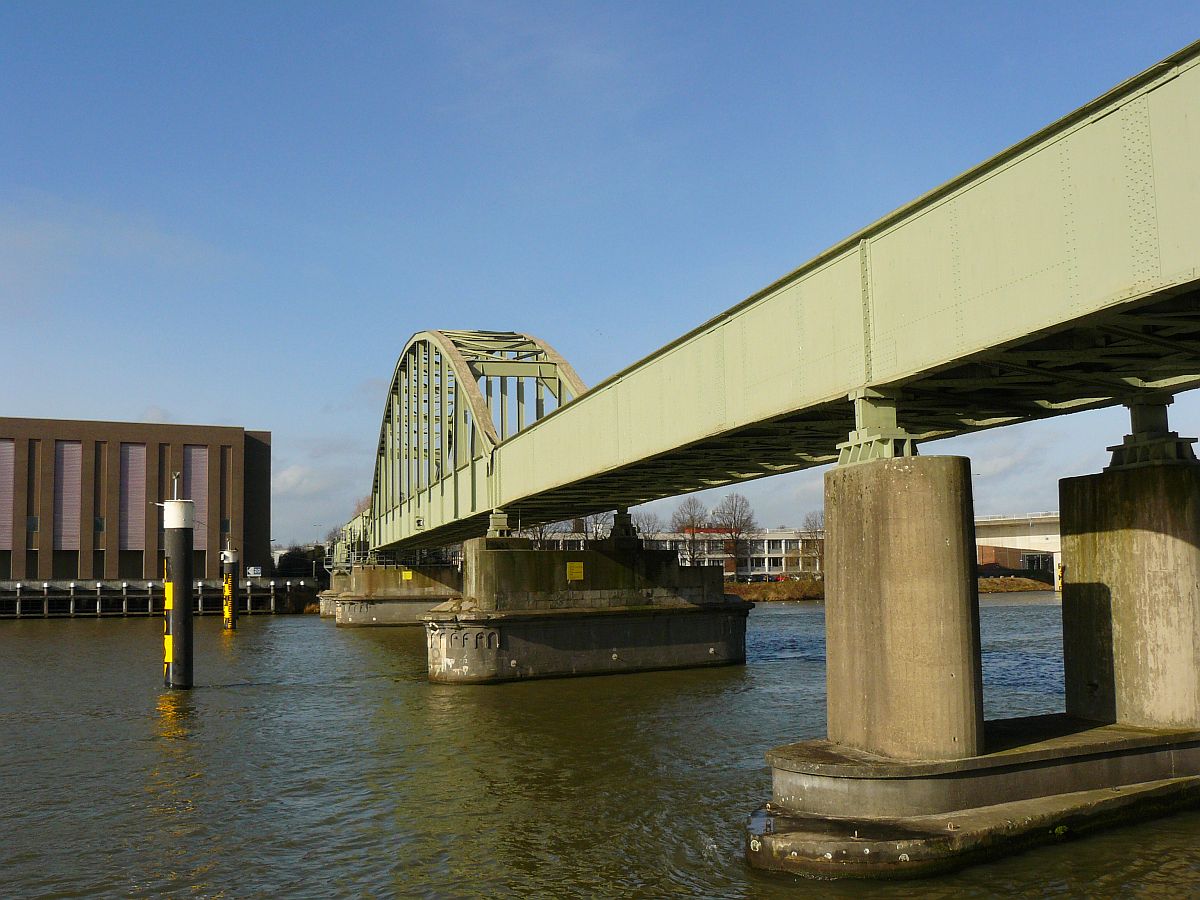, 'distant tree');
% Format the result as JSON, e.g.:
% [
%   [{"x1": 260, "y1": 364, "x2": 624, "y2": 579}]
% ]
[
  {"x1": 519, "y1": 519, "x2": 569, "y2": 549},
  {"x1": 581, "y1": 511, "x2": 614, "y2": 541},
  {"x1": 630, "y1": 508, "x2": 663, "y2": 539},
  {"x1": 324, "y1": 525, "x2": 342, "y2": 544},
  {"x1": 275, "y1": 545, "x2": 312, "y2": 577},
  {"x1": 353, "y1": 494, "x2": 372, "y2": 517},
  {"x1": 711, "y1": 492, "x2": 759, "y2": 573},
  {"x1": 670, "y1": 495, "x2": 709, "y2": 565},
  {"x1": 802, "y1": 508, "x2": 825, "y2": 533}
]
